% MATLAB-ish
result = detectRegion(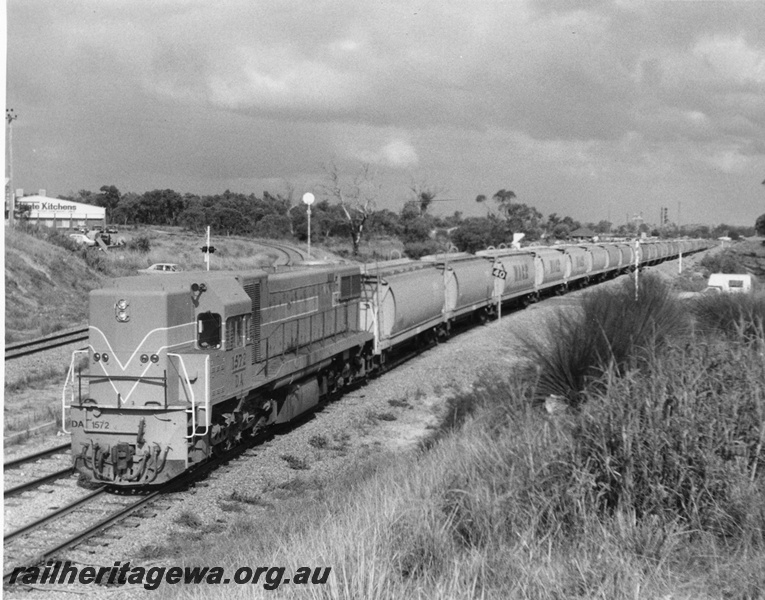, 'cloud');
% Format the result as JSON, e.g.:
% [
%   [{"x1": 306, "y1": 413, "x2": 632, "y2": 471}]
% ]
[
  {"x1": 7, "y1": 0, "x2": 765, "y2": 224},
  {"x1": 345, "y1": 138, "x2": 419, "y2": 169},
  {"x1": 693, "y1": 35, "x2": 765, "y2": 85}
]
